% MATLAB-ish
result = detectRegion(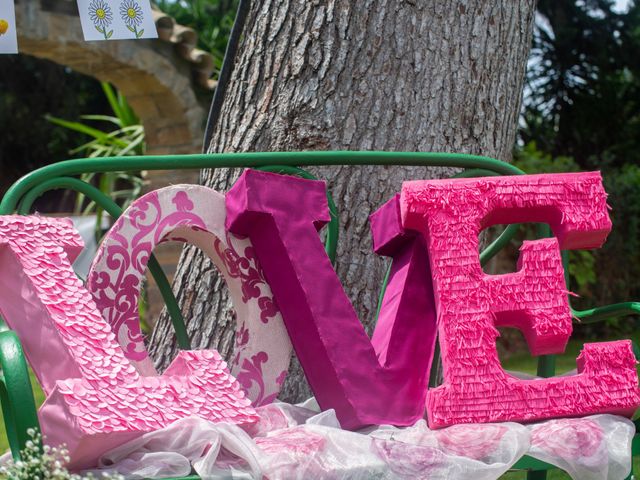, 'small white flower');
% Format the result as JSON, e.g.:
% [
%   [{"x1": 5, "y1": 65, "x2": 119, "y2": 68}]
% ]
[{"x1": 1, "y1": 428, "x2": 122, "y2": 479}]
